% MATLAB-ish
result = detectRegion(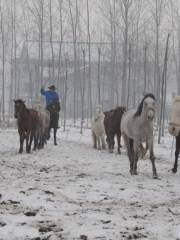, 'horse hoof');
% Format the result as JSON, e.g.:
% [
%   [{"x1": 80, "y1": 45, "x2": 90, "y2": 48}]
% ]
[
  {"x1": 54, "y1": 143, "x2": 58, "y2": 146},
  {"x1": 153, "y1": 174, "x2": 158, "y2": 179},
  {"x1": 172, "y1": 168, "x2": 177, "y2": 174},
  {"x1": 129, "y1": 169, "x2": 138, "y2": 175},
  {"x1": 19, "y1": 150, "x2": 23, "y2": 154},
  {"x1": 129, "y1": 169, "x2": 133, "y2": 175}
]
